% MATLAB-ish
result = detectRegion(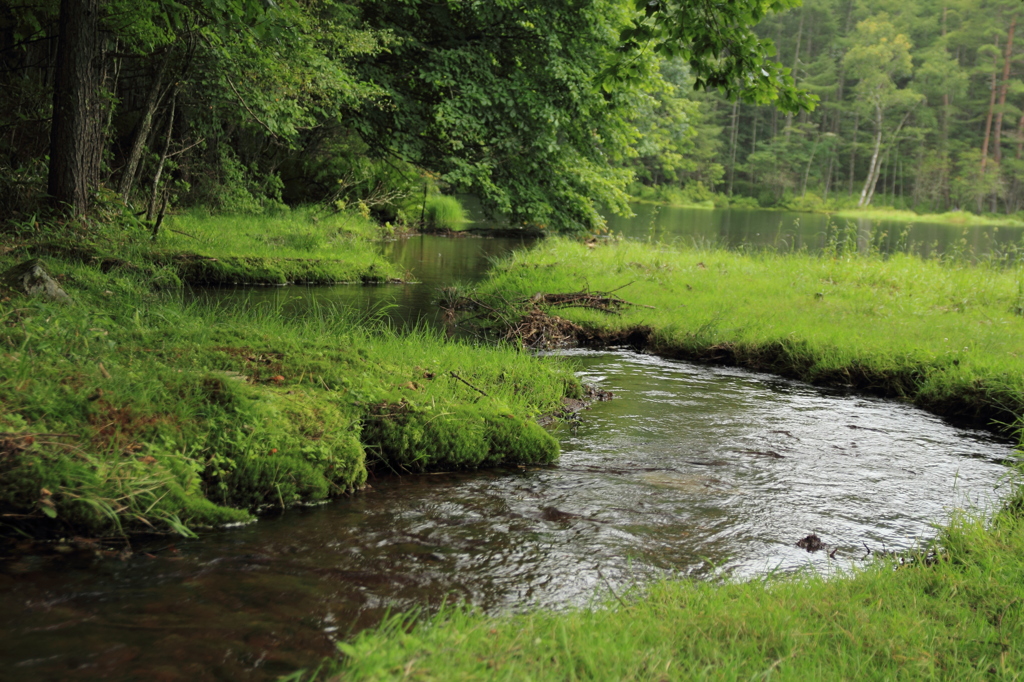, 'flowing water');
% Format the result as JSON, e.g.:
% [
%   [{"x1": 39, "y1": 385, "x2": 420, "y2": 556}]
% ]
[{"x1": 1, "y1": 210, "x2": 1020, "y2": 680}]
